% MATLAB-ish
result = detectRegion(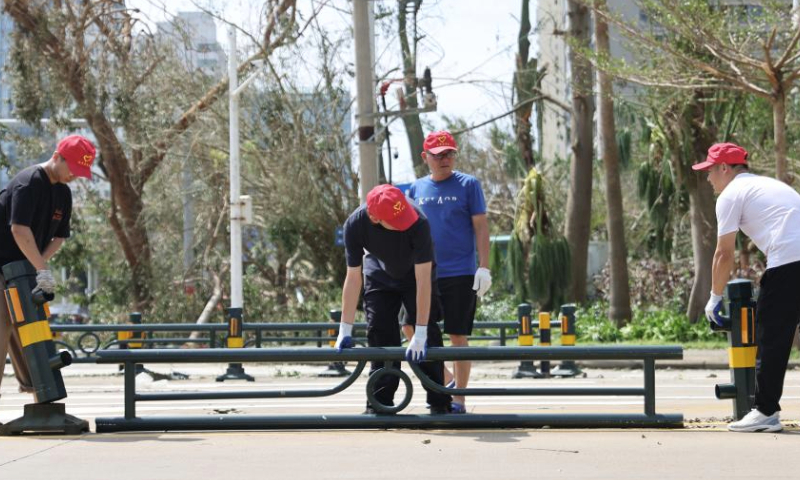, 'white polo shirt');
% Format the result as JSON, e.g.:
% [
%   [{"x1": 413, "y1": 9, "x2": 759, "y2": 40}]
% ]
[{"x1": 716, "y1": 173, "x2": 800, "y2": 269}]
